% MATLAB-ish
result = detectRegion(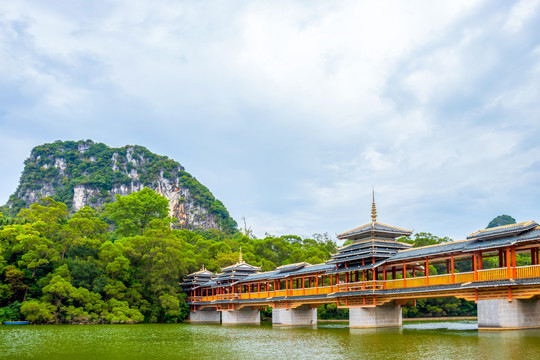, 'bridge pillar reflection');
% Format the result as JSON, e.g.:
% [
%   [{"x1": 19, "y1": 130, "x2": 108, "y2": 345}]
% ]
[
  {"x1": 188, "y1": 308, "x2": 221, "y2": 323},
  {"x1": 272, "y1": 304, "x2": 317, "y2": 326},
  {"x1": 221, "y1": 306, "x2": 261, "y2": 325},
  {"x1": 478, "y1": 298, "x2": 540, "y2": 330},
  {"x1": 349, "y1": 301, "x2": 402, "y2": 328}
]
